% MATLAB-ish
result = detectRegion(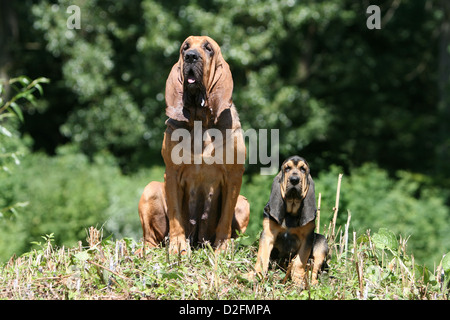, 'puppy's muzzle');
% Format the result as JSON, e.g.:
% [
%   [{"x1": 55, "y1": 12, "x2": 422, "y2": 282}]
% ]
[{"x1": 289, "y1": 175, "x2": 300, "y2": 186}]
